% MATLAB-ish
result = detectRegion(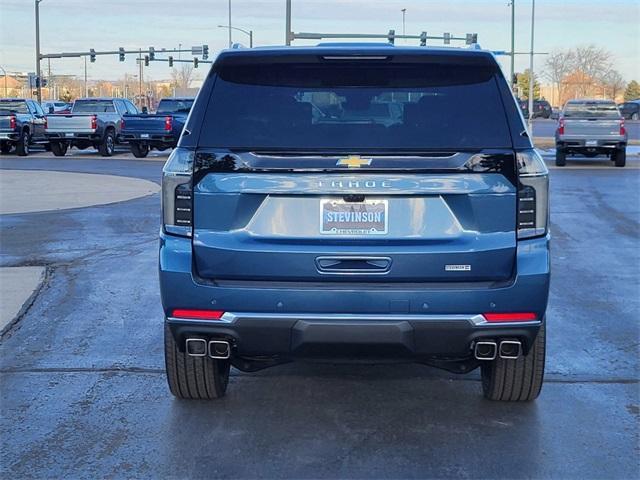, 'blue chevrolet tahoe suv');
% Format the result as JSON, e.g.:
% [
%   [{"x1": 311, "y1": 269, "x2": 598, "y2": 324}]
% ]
[{"x1": 159, "y1": 44, "x2": 550, "y2": 401}]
